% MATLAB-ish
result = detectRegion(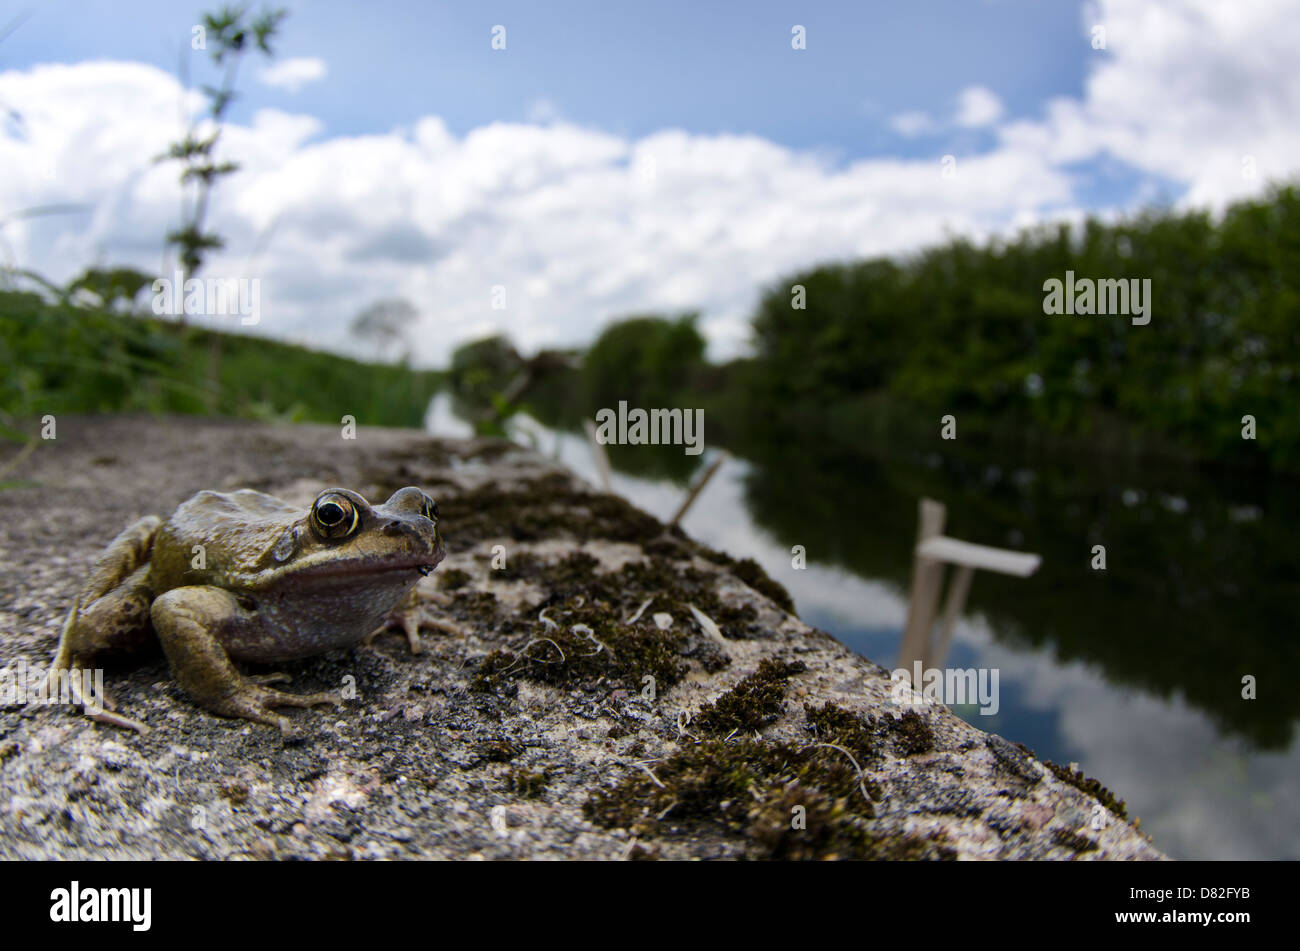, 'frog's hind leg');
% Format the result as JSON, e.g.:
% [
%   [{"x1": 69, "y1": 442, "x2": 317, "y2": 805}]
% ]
[
  {"x1": 46, "y1": 516, "x2": 162, "y2": 734},
  {"x1": 151, "y1": 586, "x2": 341, "y2": 733}
]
